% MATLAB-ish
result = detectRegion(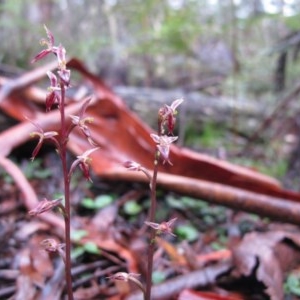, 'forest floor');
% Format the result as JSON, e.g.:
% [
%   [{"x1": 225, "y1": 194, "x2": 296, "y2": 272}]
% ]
[{"x1": 1, "y1": 133, "x2": 300, "y2": 300}]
